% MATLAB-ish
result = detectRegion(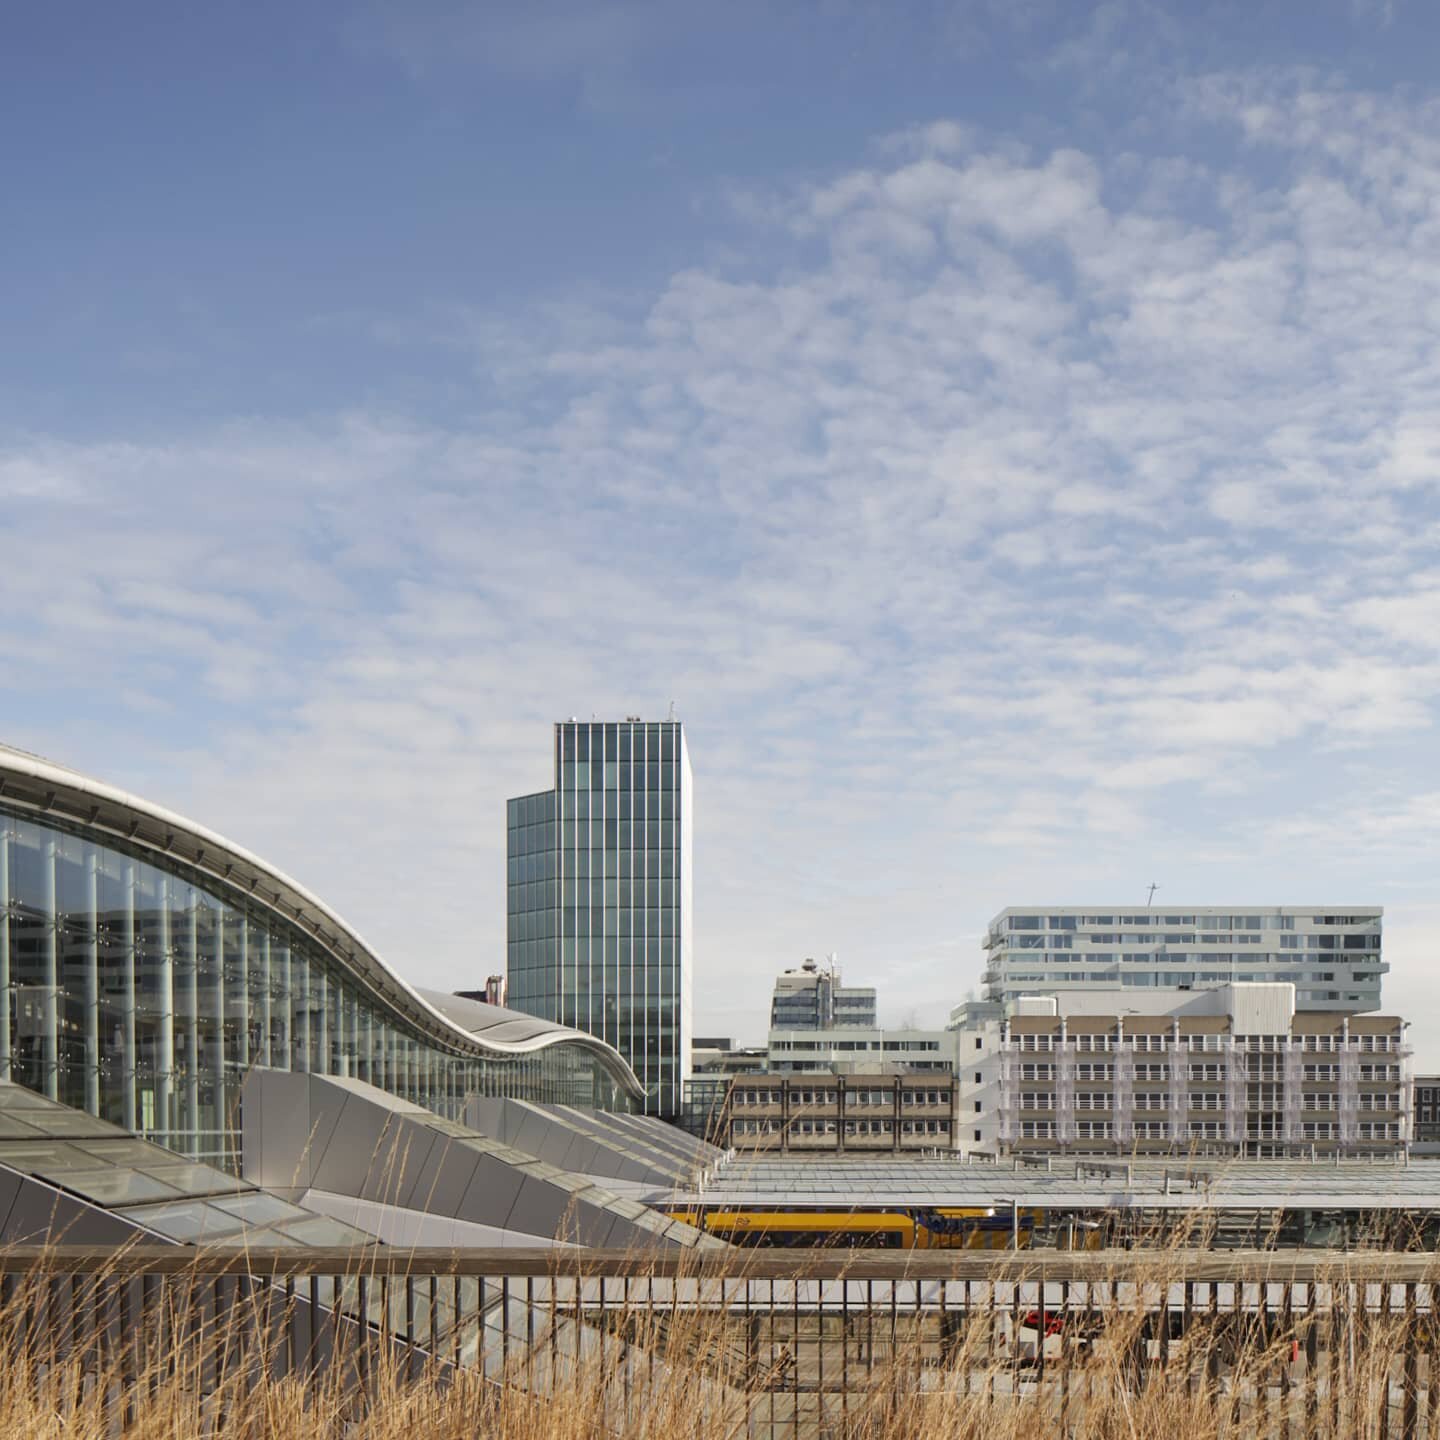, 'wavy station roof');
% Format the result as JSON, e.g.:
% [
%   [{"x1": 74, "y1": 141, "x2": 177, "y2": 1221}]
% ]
[{"x1": 0, "y1": 743, "x2": 644, "y2": 1100}]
